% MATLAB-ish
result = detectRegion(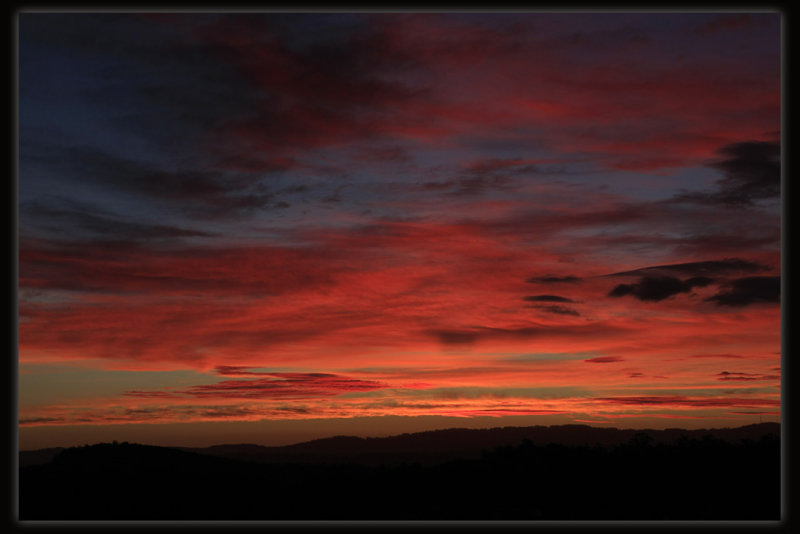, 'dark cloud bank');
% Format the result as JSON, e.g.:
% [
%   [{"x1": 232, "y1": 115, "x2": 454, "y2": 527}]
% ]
[
  {"x1": 608, "y1": 275, "x2": 713, "y2": 302},
  {"x1": 676, "y1": 140, "x2": 780, "y2": 207}
]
